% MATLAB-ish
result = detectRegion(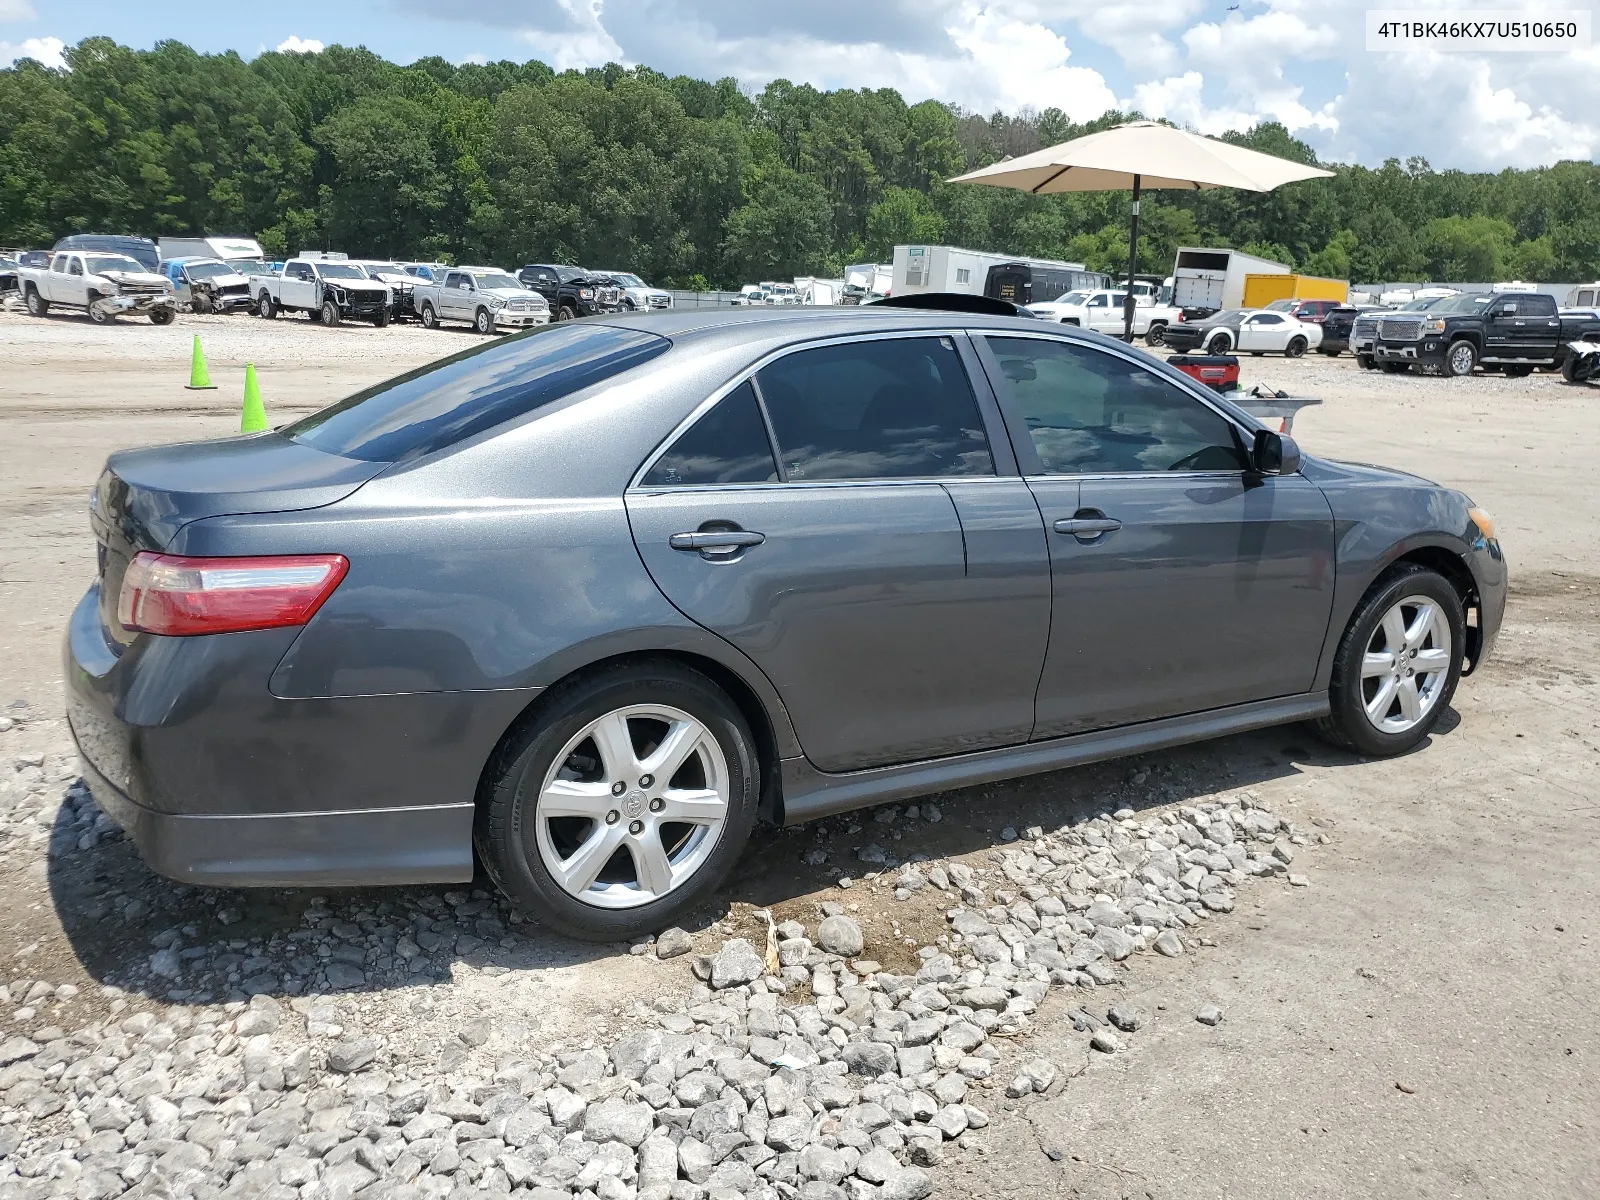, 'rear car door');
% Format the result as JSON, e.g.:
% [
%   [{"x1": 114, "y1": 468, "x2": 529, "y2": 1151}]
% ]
[
  {"x1": 976, "y1": 333, "x2": 1336, "y2": 736},
  {"x1": 626, "y1": 332, "x2": 1051, "y2": 772},
  {"x1": 1512, "y1": 293, "x2": 1561, "y2": 360}
]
